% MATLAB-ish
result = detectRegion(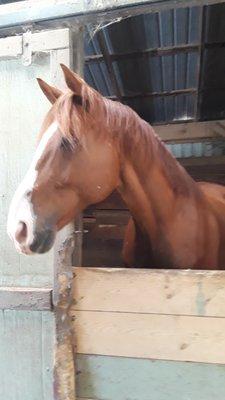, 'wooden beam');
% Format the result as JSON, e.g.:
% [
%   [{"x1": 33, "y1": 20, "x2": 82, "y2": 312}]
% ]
[
  {"x1": 180, "y1": 155, "x2": 225, "y2": 167},
  {"x1": 52, "y1": 27, "x2": 84, "y2": 400},
  {"x1": 155, "y1": 119, "x2": 225, "y2": 142},
  {"x1": 0, "y1": 35, "x2": 22, "y2": 58},
  {"x1": 85, "y1": 43, "x2": 199, "y2": 63},
  {"x1": 0, "y1": 287, "x2": 52, "y2": 311},
  {"x1": 1, "y1": 0, "x2": 225, "y2": 30},
  {"x1": 72, "y1": 267, "x2": 225, "y2": 317},
  {"x1": 96, "y1": 29, "x2": 122, "y2": 101}
]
